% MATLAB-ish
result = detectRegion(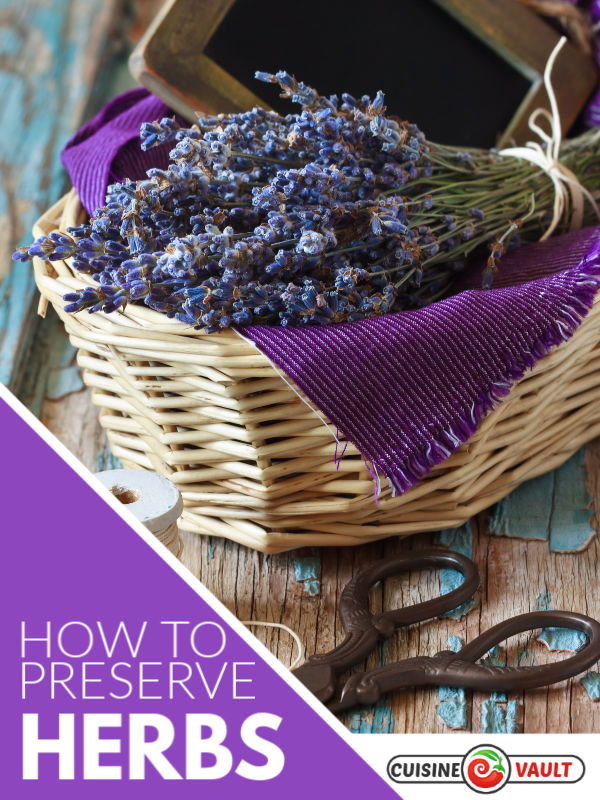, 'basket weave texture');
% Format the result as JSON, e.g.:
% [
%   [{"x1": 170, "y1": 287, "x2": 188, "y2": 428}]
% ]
[{"x1": 32, "y1": 189, "x2": 600, "y2": 553}]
